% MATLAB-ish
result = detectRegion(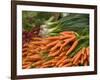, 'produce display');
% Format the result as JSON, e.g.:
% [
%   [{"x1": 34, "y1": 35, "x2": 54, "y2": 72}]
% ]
[{"x1": 22, "y1": 11, "x2": 89, "y2": 69}]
